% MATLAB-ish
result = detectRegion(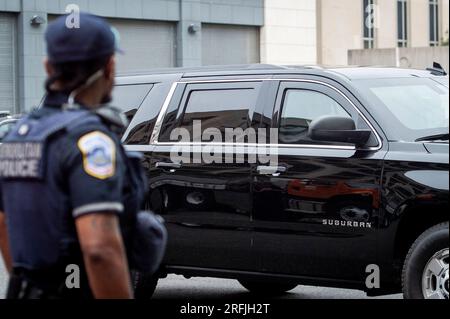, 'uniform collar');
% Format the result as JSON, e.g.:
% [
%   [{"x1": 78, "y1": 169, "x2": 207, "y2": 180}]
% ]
[
  {"x1": 43, "y1": 91, "x2": 89, "y2": 110},
  {"x1": 43, "y1": 91, "x2": 70, "y2": 108},
  {"x1": 40, "y1": 92, "x2": 126, "y2": 134}
]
